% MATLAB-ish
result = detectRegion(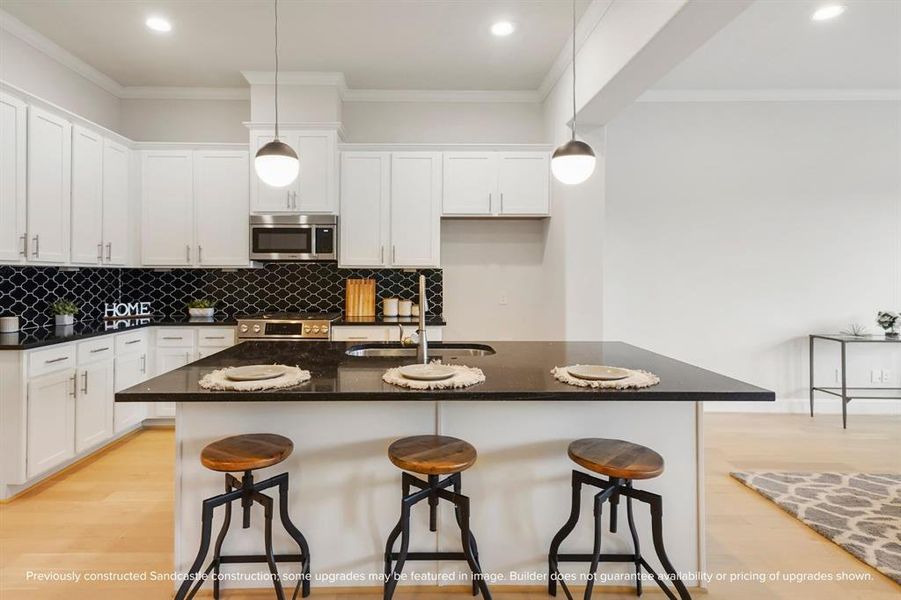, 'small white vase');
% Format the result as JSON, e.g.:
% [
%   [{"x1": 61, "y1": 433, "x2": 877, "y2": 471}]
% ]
[
  {"x1": 188, "y1": 308, "x2": 214, "y2": 318},
  {"x1": 55, "y1": 314, "x2": 74, "y2": 326}
]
